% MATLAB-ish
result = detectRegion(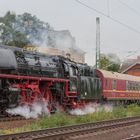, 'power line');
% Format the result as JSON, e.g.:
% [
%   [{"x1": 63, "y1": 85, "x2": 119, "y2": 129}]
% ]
[
  {"x1": 118, "y1": 0, "x2": 140, "y2": 17},
  {"x1": 74, "y1": 0, "x2": 140, "y2": 34}
]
